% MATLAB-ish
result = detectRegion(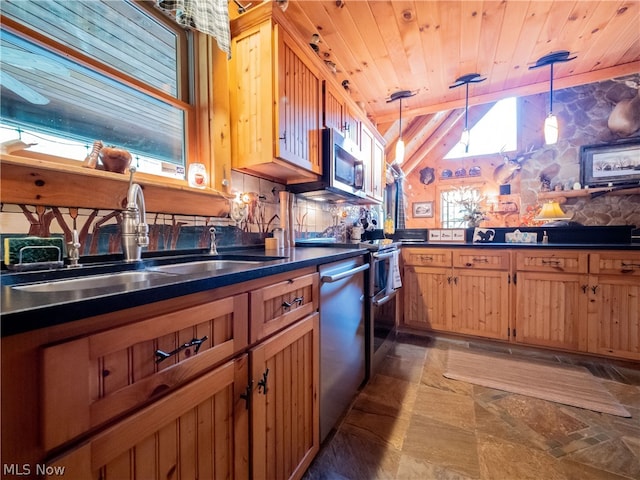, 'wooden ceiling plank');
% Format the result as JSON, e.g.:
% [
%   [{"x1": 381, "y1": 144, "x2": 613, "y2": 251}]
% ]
[
  {"x1": 413, "y1": 2, "x2": 447, "y2": 103},
  {"x1": 375, "y1": 61, "x2": 640, "y2": 123},
  {"x1": 390, "y1": 1, "x2": 430, "y2": 82},
  {"x1": 346, "y1": 1, "x2": 400, "y2": 108},
  {"x1": 458, "y1": 0, "x2": 484, "y2": 76},
  {"x1": 485, "y1": 1, "x2": 525, "y2": 93},
  {"x1": 585, "y1": 1, "x2": 640, "y2": 71}
]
